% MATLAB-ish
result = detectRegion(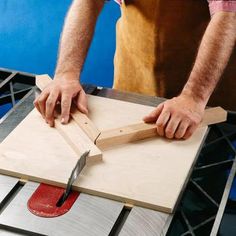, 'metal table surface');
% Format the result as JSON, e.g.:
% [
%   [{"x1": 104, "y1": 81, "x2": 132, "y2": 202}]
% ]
[{"x1": 0, "y1": 68, "x2": 236, "y2": 236}]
